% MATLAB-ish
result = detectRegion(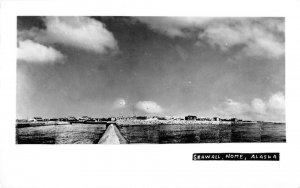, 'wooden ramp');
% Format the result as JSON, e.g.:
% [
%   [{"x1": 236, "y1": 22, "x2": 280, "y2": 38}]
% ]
[{"x1": 98, "y1": 124, "x2": 128, "y2": 144}]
